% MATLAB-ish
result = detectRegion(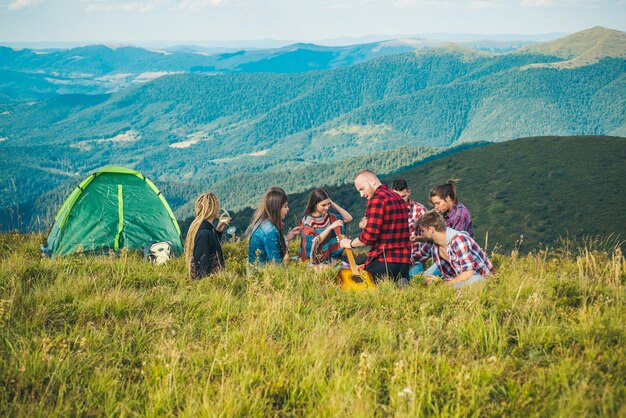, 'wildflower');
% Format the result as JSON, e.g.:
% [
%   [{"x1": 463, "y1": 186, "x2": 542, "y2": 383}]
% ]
[
  {"x1": 357, "y1": 352, "x2": 371, "y2": 383},
  {"x1": 0, "y1": 299, "x2": 9, "y2": 320},
  {"x1": 403, "y1": 328, "x2": 416, "y2": 347},
  {"x1": 391, "y1": 359, "x2": 405, "y2": 384},
  {"x1": 356, "y1": 352, "x2": 371, "y2": 399},
  {"x1": 397, "y1": 387, "x2": 414, "y2": 402},
  {"x1": 527, "y1": 292, "x2": 540, "y2": 305}
]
